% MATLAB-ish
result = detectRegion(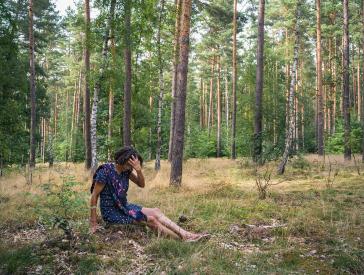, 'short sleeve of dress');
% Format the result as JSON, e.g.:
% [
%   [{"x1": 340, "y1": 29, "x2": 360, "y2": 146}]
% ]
[{"x1": 94, "y1": 166, "x2": 108, "y2": 185}]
